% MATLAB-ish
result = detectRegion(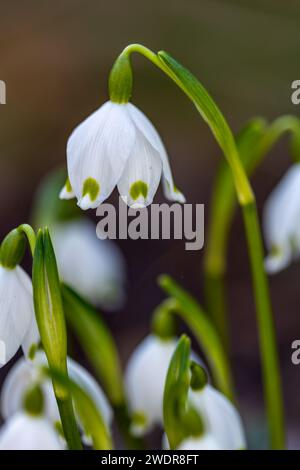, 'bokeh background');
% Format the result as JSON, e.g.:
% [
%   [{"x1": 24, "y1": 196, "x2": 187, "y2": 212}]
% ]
[{"x1": 1, "y1": 0, "x2": 300, "y2": 448}]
